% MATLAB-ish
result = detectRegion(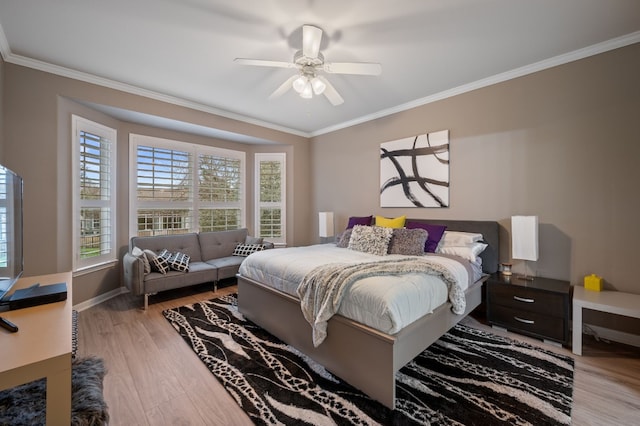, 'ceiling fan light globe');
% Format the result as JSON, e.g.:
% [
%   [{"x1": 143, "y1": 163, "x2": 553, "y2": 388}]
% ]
[
  {"x1": 311, "y1": 77, "x2": 326, "y2": 95},
  {"x1": 300, "y1": 81, "x2": 313, "y2": 99},
  {"x1": 292, "y1": 75, "x2": 307, "y2": 93}
]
